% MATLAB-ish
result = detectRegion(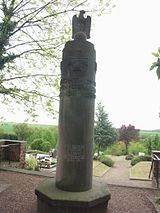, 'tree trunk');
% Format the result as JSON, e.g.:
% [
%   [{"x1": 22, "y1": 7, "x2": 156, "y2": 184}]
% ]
[
  {"x1": 125, "y1": 141, "x2": 129, "y2": 155},
  {"x1": 97, "y1": 144, "x2": 100, "y2": 157}
]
